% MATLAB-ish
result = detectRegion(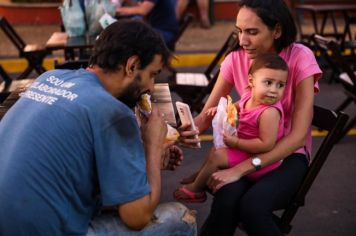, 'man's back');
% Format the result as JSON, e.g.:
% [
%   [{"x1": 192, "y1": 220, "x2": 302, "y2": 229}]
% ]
[{"x1": 0, "y1": 69, "x2": 149, "y2": 235}]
